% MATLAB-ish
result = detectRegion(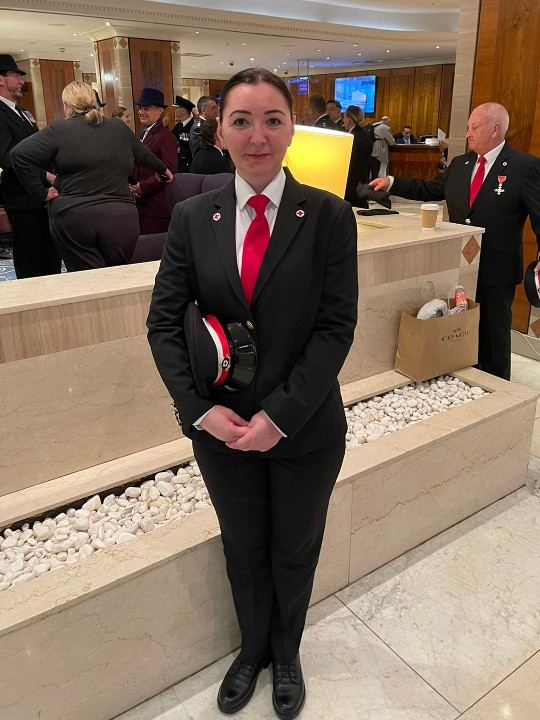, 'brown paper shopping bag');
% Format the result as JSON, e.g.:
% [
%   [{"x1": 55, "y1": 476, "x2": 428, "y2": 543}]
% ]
[{"x1": 395, "y1": 299, "x2": 479, "y2": 382}]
